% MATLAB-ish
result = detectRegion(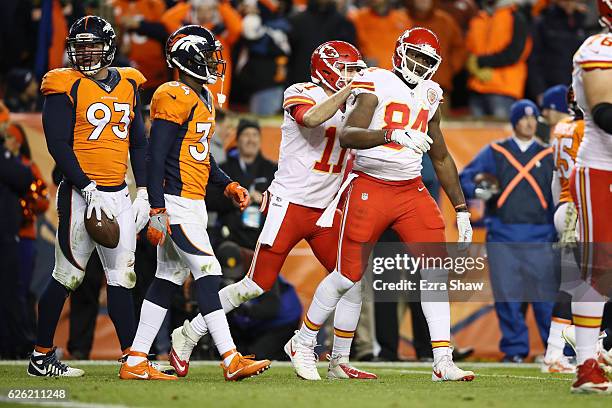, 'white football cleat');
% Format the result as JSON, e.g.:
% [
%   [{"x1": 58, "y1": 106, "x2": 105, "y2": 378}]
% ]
[
  {"x1": 284, "y1": 331, "x2": 320, "y2": 381},
  {"x1": 541, "y1": 356, "x2": 576, "y2": 373},
  {"x1": 432, "y1": 355, "x2": 475, "y2": 382},
  {"x1": 169, "y1": 320, "x2": 200, "y2": 377},
  {"x1": 327, "y1": 354, "x2": 377, "y2": 380}
]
